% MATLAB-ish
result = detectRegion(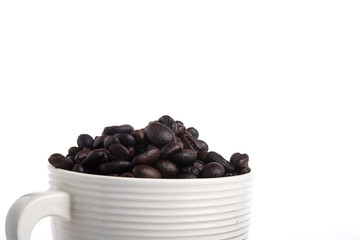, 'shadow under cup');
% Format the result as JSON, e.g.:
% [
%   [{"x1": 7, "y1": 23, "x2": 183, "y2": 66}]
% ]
[{"x1": 49, "y1": 165, "x2": 253, "y2": 240}]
